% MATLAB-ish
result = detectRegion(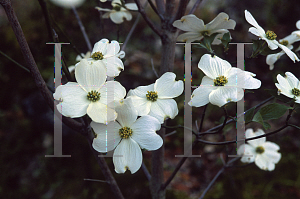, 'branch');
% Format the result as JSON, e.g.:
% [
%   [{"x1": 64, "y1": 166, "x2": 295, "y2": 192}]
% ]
[
  {"x1": 0, "y1": 0, "x2": 83, "y2": 131},
  {"x1": 199, "y1": 157, "x2": 239, "y2": 199},
  {"x1": 155, "y1": 0, "x2": 165, "y2": 15},
  {"x1": 134, "y1": 0, "x2": 162, "y2": 37},
  {"x1": 188, "y1": 0, "x2": 202, "y2": 14},
  {"x1": 147, "y1": 0, "x2": 164, "y2": 20},
  {"x1": 197, "y1": 125, "x2": 289, "y2": 145},
  {"x1": 172, "y1": 0, "x2": 189, "y2": 22},
  {"x1": 86, "y1": 130, "x2": 125, "y2": 199},
  {"x1": 141, "y1": 162, "x2": 151, "y2": 181},
  {"x1": 71, "y1": 6, "x2": 92, "y2": 52}
]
